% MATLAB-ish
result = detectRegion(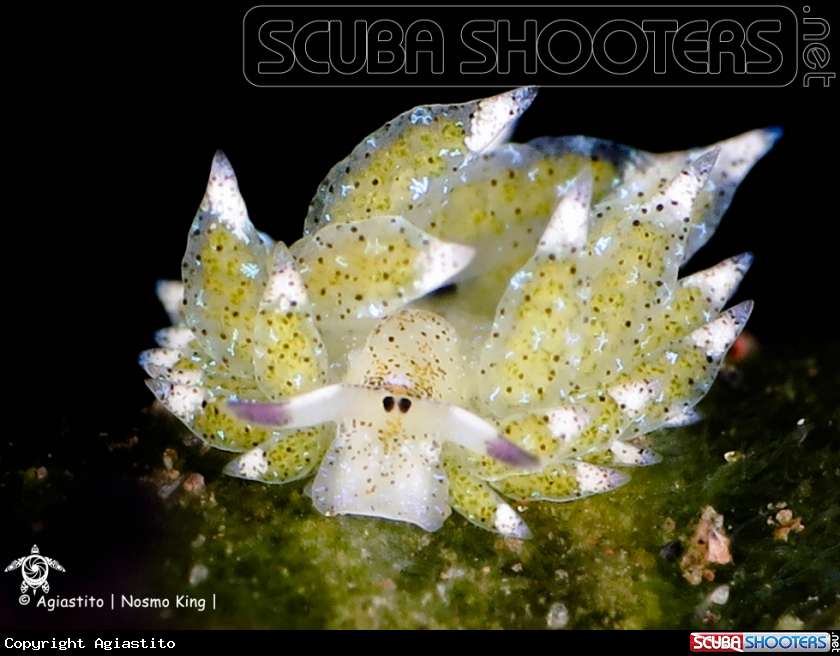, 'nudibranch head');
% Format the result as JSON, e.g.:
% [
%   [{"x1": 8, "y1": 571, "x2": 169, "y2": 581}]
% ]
[
  {"x1": 141, "y1": 88, "x2": 779, "y2": 537},
  {"x1": 228, "y1": 308, "x2": 539, "y2": 533}
]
